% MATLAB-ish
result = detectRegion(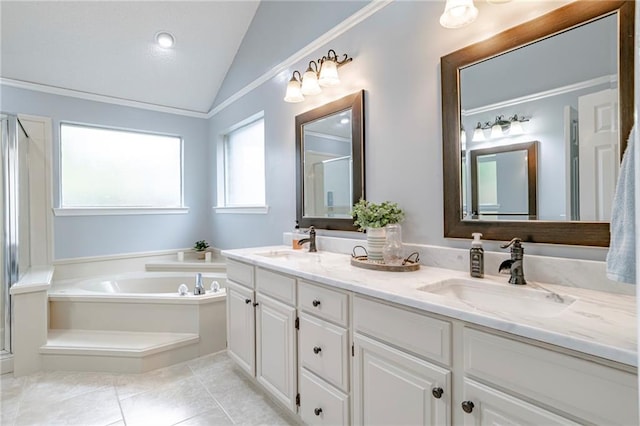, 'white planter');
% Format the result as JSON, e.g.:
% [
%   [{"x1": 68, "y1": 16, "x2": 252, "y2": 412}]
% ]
[{"x1": 366, "y1": 227, "x2": 386, "y2": 262}]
